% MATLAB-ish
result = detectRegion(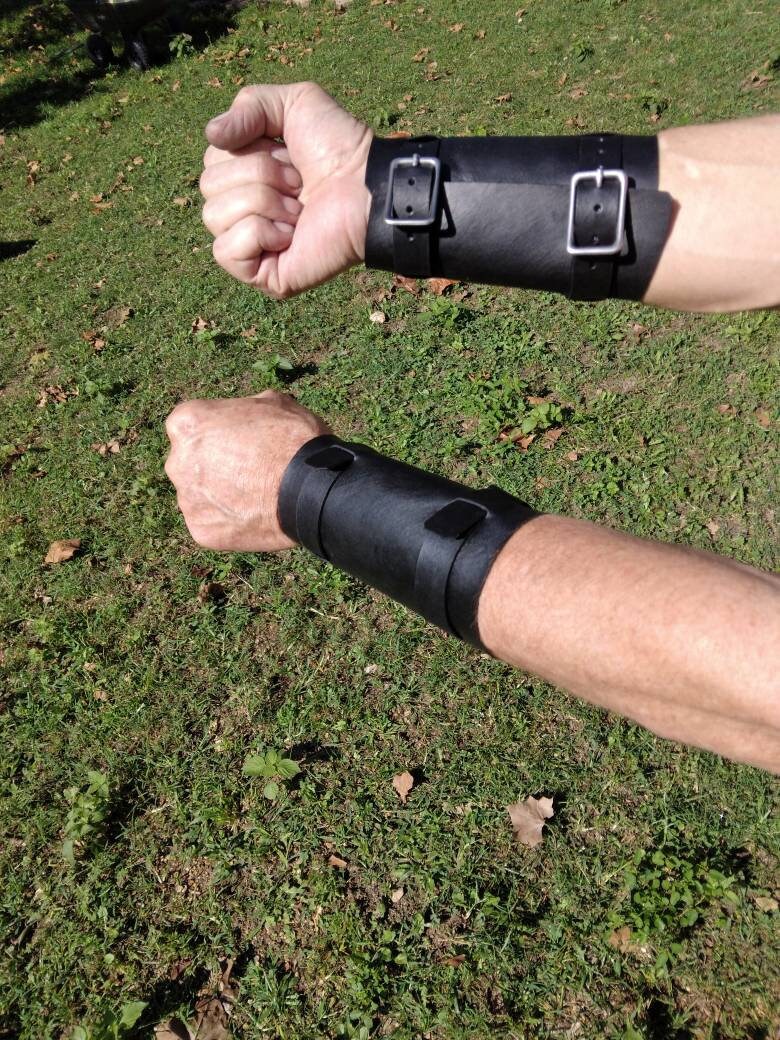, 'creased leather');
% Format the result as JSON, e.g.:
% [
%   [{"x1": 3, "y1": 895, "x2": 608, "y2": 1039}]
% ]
[
  {"x1": 278, "y1": 435, "x2": 537, "y2": 649},
  {"x1": 365, "y1": 134, "x2": 673, "y2": 301}
]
